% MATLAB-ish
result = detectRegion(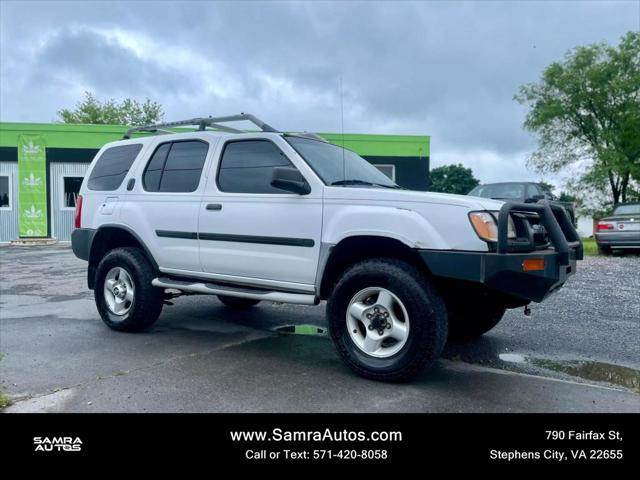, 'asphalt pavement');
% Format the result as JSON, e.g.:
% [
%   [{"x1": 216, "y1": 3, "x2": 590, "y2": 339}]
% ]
[{"x1": 1, "y1": 245, "x2": 638, "y2": 413}]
